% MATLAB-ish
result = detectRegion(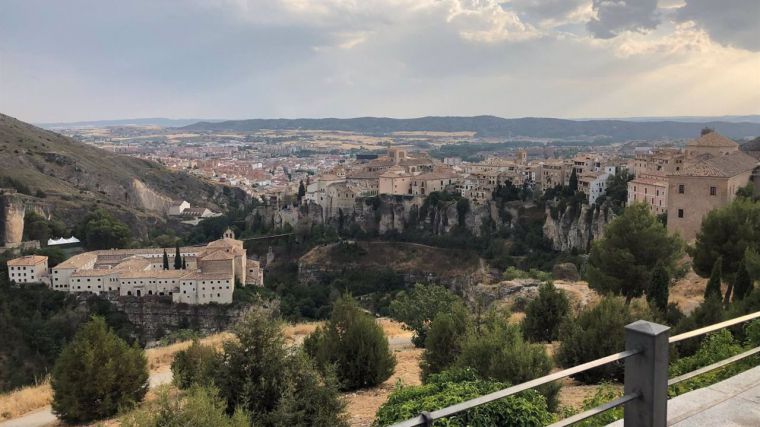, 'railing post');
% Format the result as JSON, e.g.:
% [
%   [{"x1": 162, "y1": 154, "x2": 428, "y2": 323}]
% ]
[{"x1": 624, "y1": 320, "x2": 670, "y2": 427}]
